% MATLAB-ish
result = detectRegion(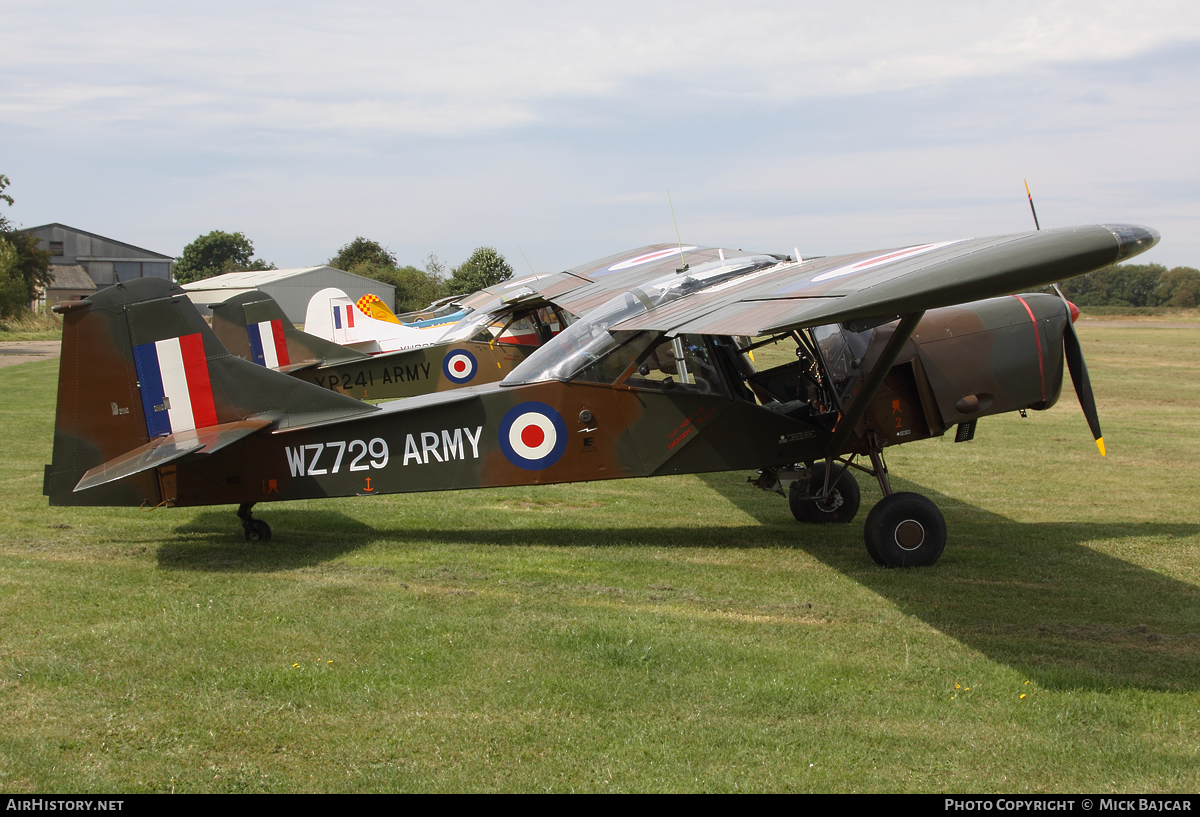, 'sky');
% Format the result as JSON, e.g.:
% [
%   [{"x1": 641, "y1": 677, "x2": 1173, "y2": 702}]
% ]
[{"x1": 2, "y1": 1, "x2": 1198, "y2": 272}]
